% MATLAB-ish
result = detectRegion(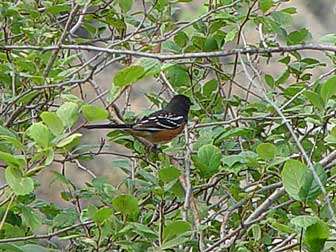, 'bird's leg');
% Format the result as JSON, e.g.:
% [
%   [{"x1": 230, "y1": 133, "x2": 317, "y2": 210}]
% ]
[
  {"x1": 152, "y1": 144, "x2": 158, "y2": 152},
  {"x1": 144, "y1": 143, "x2": 159, "y2": 155}
]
